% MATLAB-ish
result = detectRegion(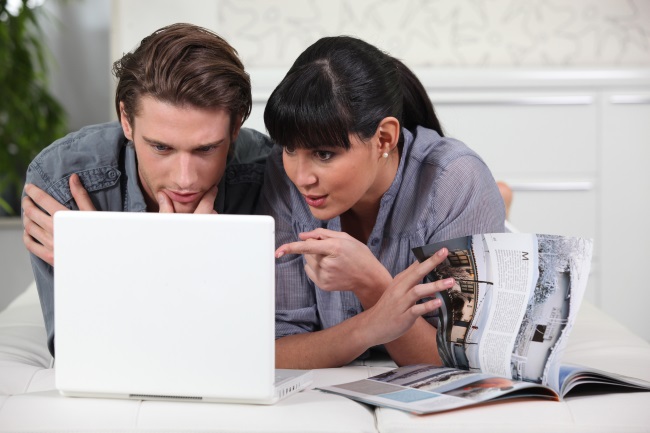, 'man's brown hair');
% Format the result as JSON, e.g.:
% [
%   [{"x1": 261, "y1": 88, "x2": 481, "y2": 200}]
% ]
[{"x1": 113, "y1": 23, "x2": 251, "y2": 133}]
